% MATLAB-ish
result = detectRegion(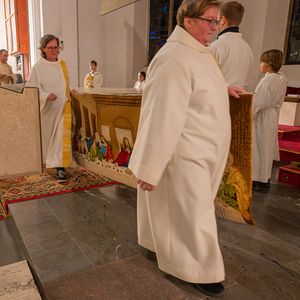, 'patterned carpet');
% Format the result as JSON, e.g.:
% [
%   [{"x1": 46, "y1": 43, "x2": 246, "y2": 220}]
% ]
[{"x1": 0, "y1": 163, "x2": 118, "y2": 220}]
